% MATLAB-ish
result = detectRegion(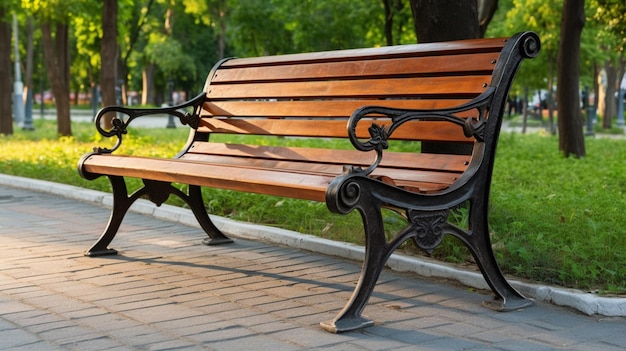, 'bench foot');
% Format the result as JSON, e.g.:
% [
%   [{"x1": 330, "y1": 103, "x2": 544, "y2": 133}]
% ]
[
  {"x1": 483, "y1": 296, "x2": 534, "y2": 312},
  {"x1": 183, "y1": 185, "x2": 234, "y2": 245},
  {"x1": 201, "y1": 237, "x2": 234, "y2": 246},
  {"x1": 320, "y1": 315, "x2": 374, "y2": 333},
  {"x1": 84, "y1": 248, "x2": 118, "y2": 257},
  {"x1": 85, "y1": 176, "x2": 136, "y2": 258}
]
